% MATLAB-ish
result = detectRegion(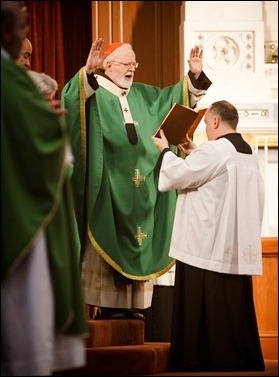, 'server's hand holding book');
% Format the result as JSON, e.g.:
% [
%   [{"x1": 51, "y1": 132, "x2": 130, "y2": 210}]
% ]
[{"x1": 154, "y1": 103, "x2": 207, "y2": 146}]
